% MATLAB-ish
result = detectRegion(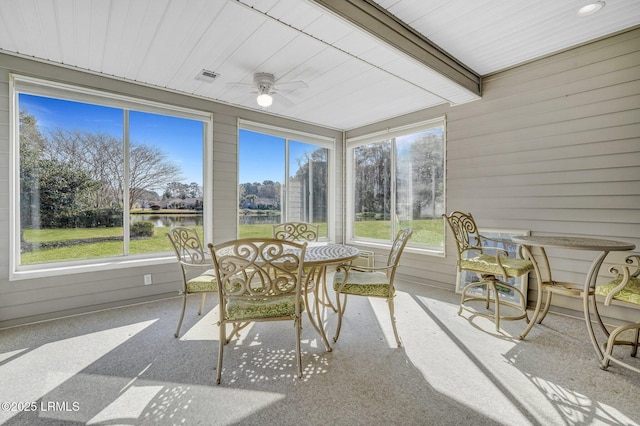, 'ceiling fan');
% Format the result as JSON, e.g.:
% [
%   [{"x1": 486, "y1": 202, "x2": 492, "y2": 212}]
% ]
[{"x1": 233, "y1": 72, "x2": 308, "y2": 107}]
